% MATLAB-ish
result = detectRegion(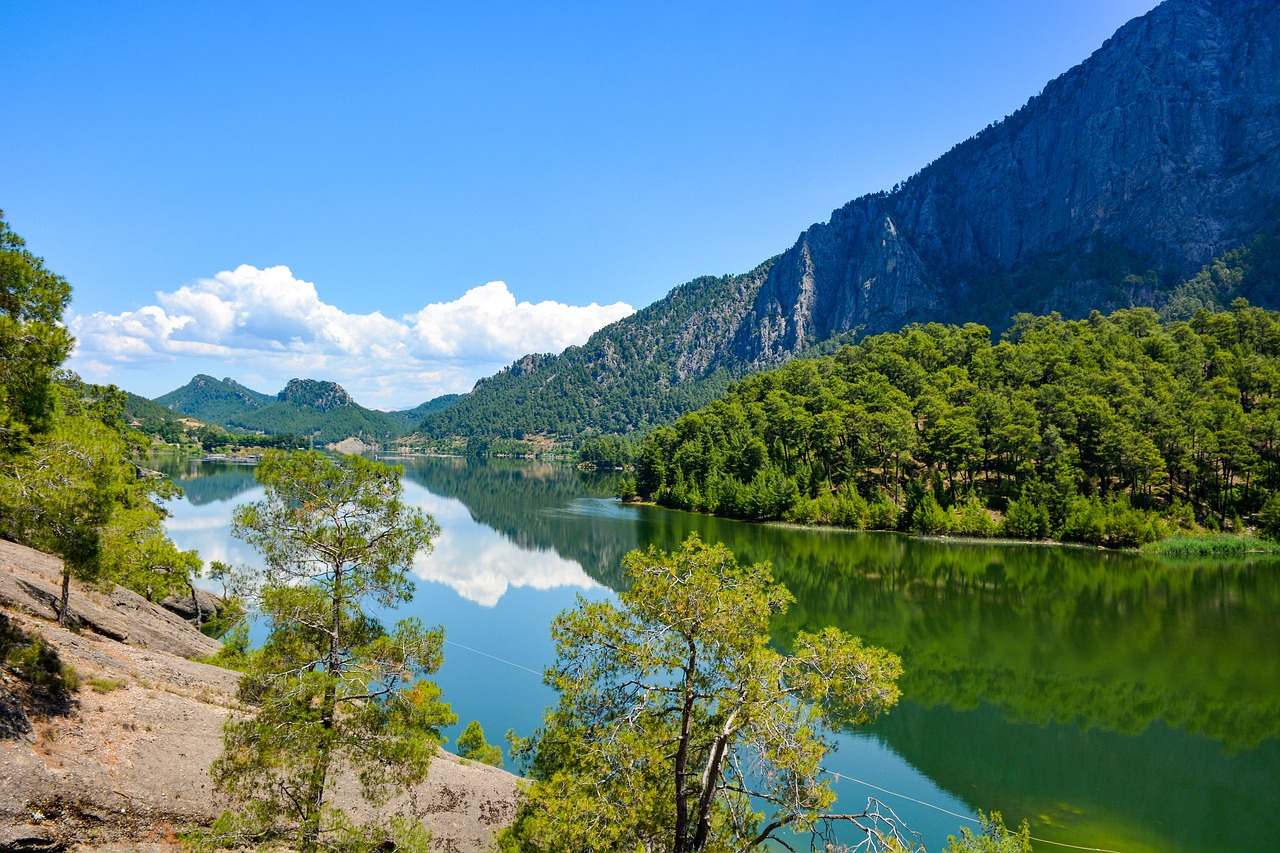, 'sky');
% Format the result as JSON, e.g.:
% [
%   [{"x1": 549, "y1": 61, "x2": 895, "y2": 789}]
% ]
[{"x1": 4, "y1": 0, "x2": 1162, "y2": 409}]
